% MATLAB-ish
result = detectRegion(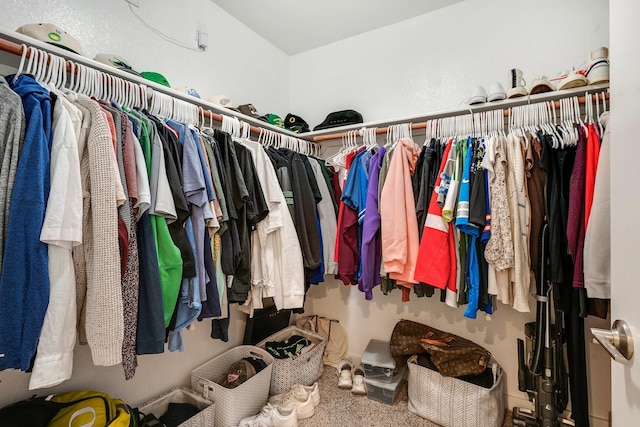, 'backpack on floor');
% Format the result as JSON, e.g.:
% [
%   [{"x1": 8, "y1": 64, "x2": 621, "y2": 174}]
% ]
[{"x1": 0, "y1": 390, "x2": 134, "y2": 427}]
